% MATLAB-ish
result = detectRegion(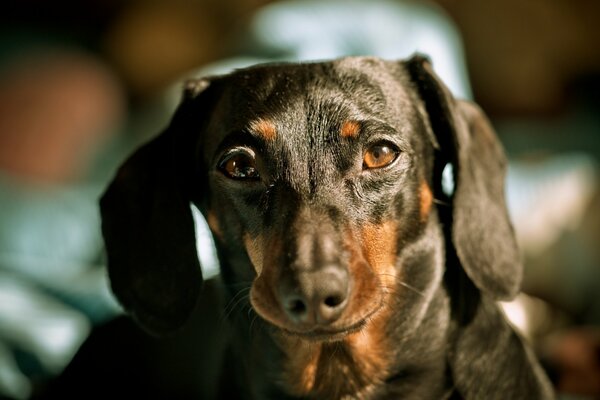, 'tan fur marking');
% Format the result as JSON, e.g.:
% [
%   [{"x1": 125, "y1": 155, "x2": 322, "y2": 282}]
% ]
[
  {"x1": 250, "y1": 118, "x2": 277, "y2": 141},
  {"x1": 346, "y1": 222, "x2": 398, "y2": 385},
  {"x1": 360, "y1": 221, "x2": 398, "y2": 288},
  {"x1": 250, "y1": 271, "x2": 286, "y2": 328},
  {"x1": 345, "y1": 303, "x2": 394, "y2": 383},
  {"x1": 206, "y1": 211, "x2": 222, "y2": 239},
  {"x1": 420, "y1": 181, "x2": 433, "y2": 221},
  {"x1": 279, "y1": 339, "x2": 321, "y2": 395},
  {"x1": 243, "y1": 233, "x2": 264, "y2": 275},
  {"x1": 340, "y1": 120, "x2": 361, "y2": 138}
]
